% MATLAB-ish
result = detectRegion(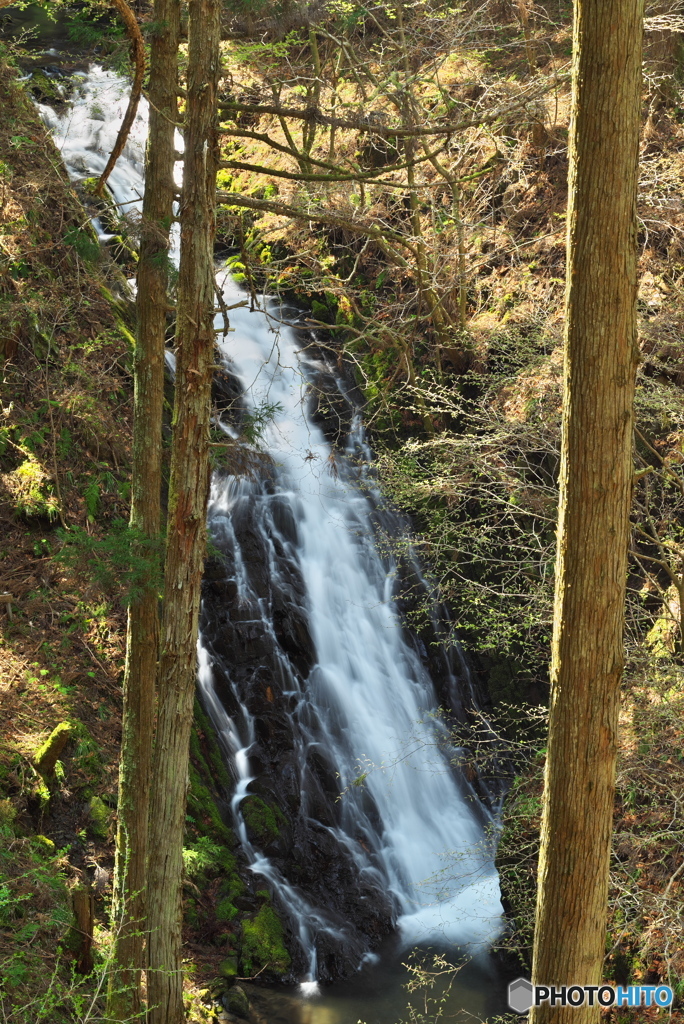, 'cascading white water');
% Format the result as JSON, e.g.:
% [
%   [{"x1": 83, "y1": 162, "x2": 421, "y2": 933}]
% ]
[
  {"x1": 38, "y1": 67, "x2": 149, "y2": 220},
  {"x1": 38, "y1": 65, "x2": 504, "y2": 985},
  {"x1": 206, "y1": 282, "x2": 503, "y2": 954}
]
